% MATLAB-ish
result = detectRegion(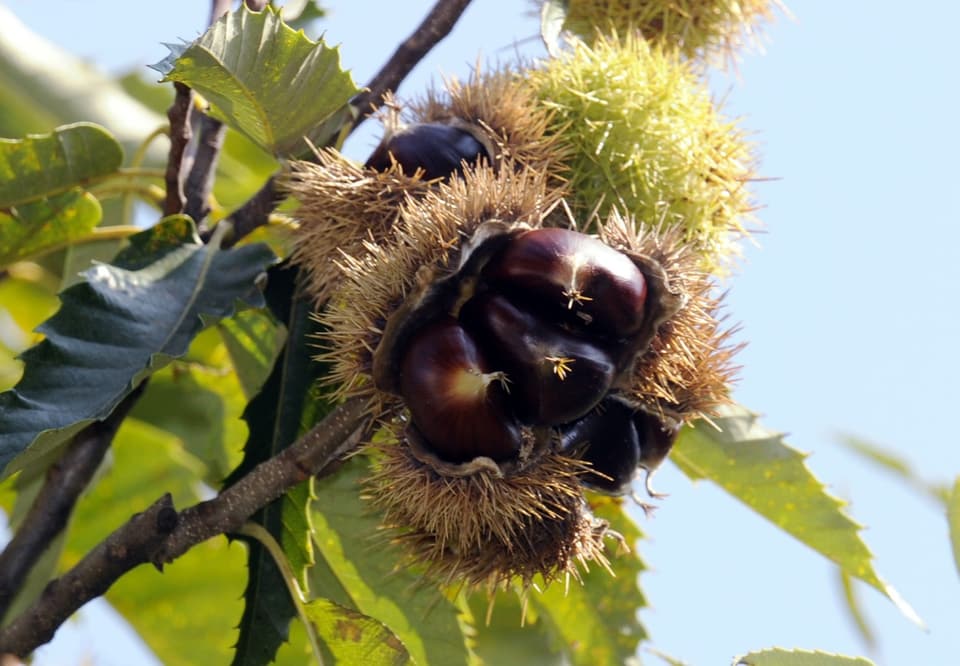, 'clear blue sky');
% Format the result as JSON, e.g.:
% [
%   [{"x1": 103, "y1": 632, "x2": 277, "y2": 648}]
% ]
[{"x1": 5, "y1": 1, "x2": 960, "y2": 664}]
